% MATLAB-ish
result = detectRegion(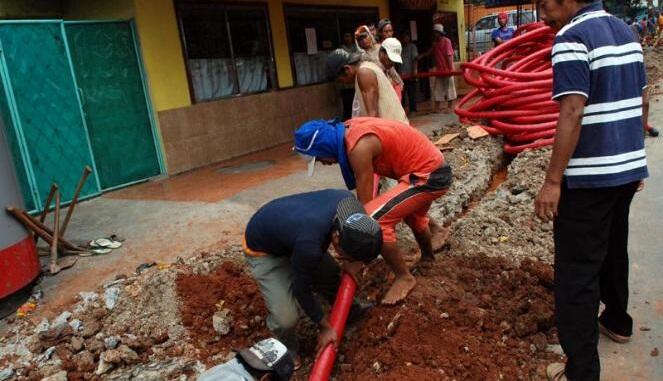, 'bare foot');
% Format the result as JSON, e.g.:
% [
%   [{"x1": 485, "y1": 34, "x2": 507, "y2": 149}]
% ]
[
  {"x1": 431, "y1": 227, "x2": 450, "y2": 253},
  {"x1": 381, "y1": 275, "x2": 416, "y2": 305}
]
